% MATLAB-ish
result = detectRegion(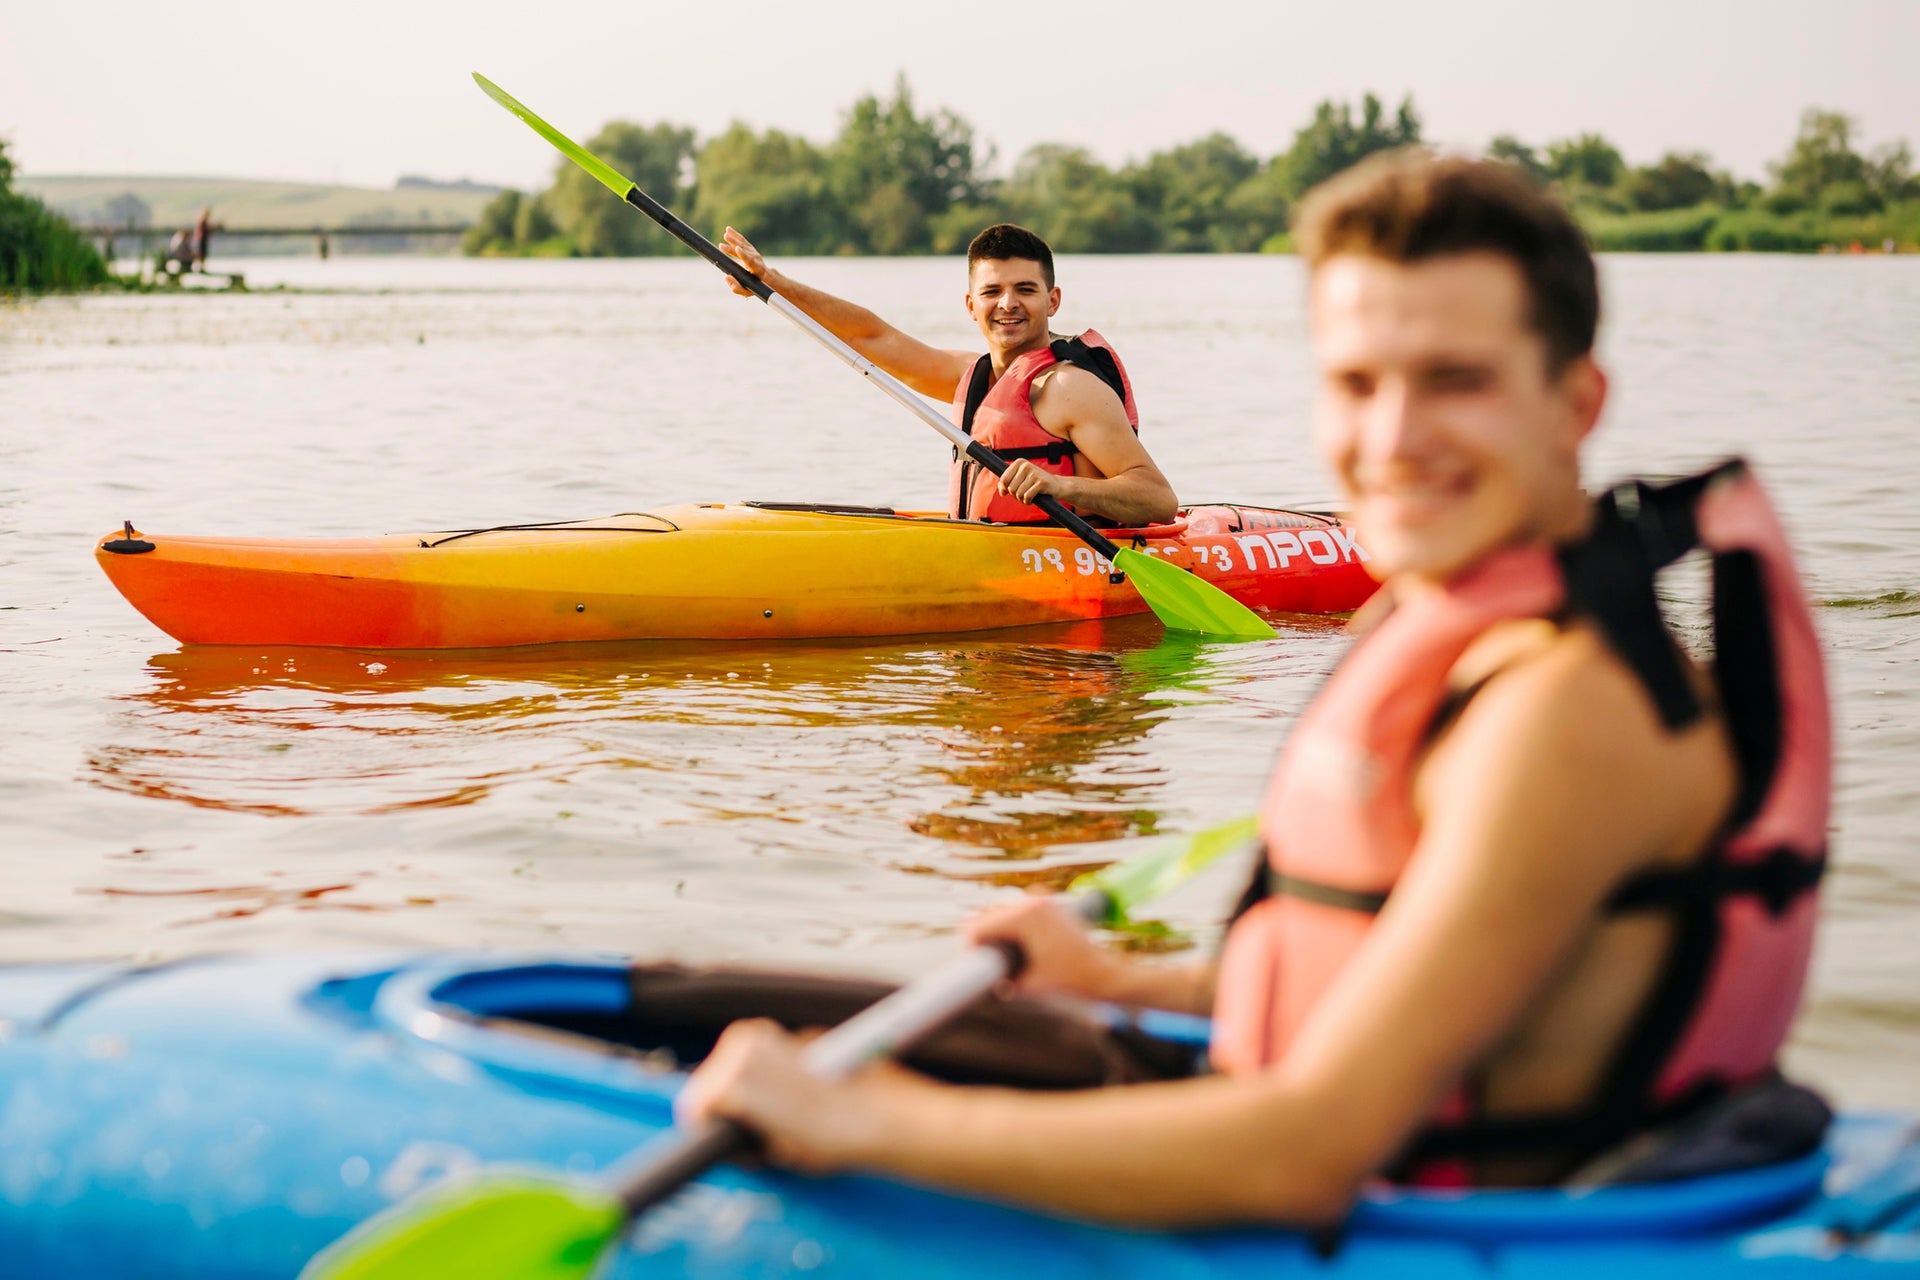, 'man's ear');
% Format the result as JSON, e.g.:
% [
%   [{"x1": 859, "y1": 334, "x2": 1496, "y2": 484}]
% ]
[
  {"x1": 1047, "y1": 287, "x2": 1062, "y2": 317},
  {"x1": 1562, "y1": 356, "x2": 1608, "y2": 447}
]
